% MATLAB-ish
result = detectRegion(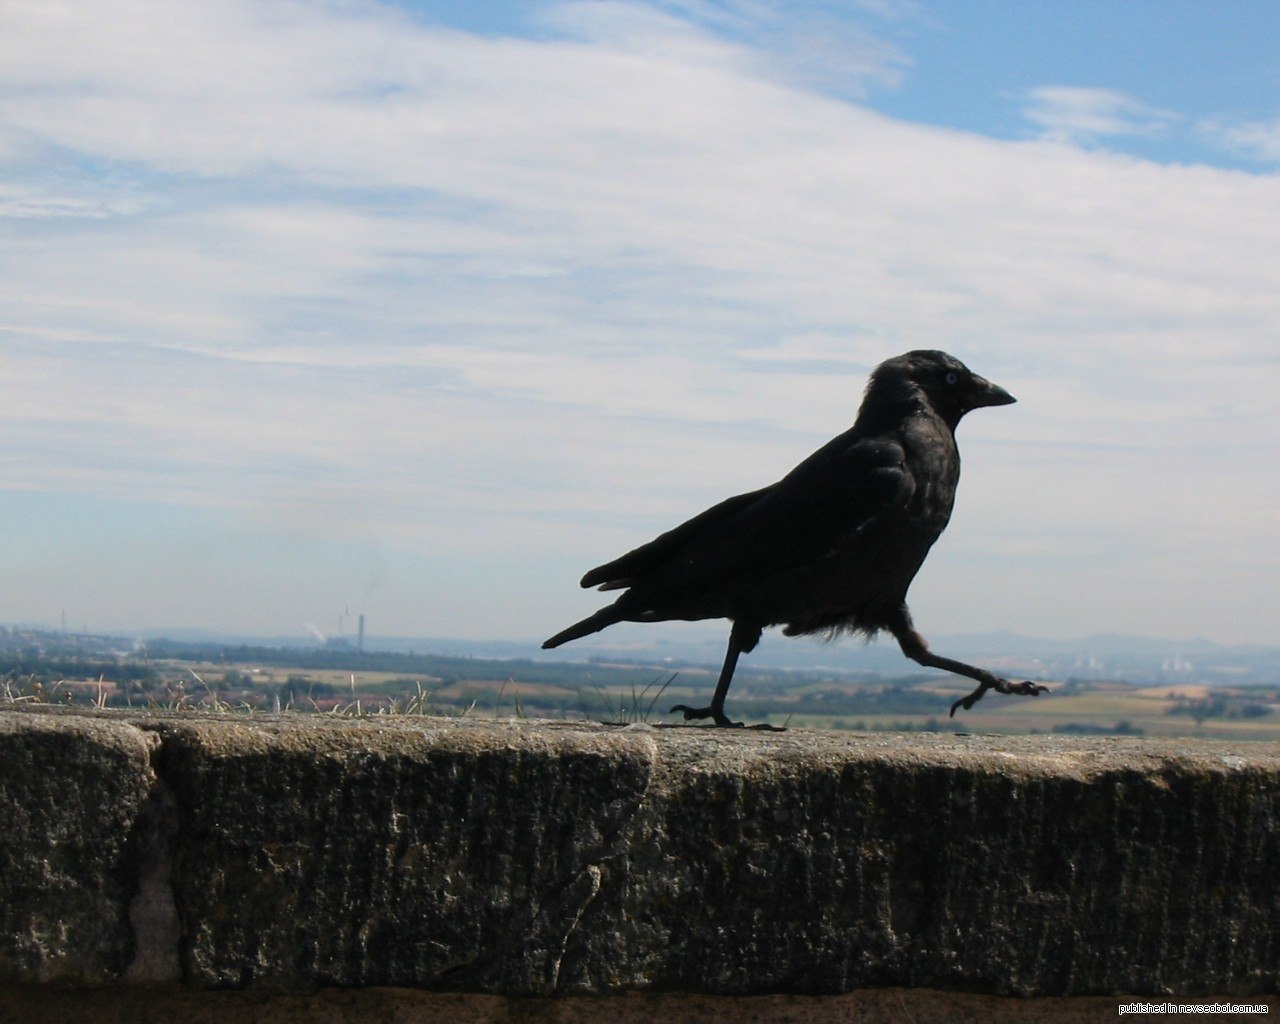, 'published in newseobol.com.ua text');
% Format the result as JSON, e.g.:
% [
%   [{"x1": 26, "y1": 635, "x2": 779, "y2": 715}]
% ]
[{"x1": 1118, "y1": 1002, "x2": 1268, "y2": 1016}]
